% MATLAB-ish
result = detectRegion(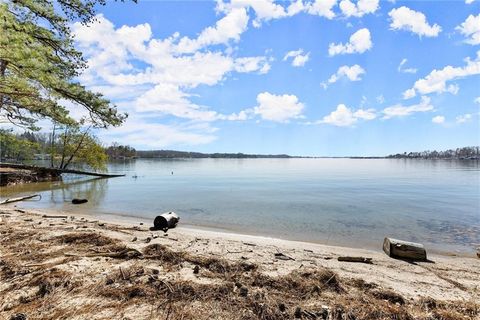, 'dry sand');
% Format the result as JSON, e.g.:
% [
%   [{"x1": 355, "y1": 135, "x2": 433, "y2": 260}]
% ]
[{"x1": 0, "y1": 205, "x2": 478, "y2": 319}]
